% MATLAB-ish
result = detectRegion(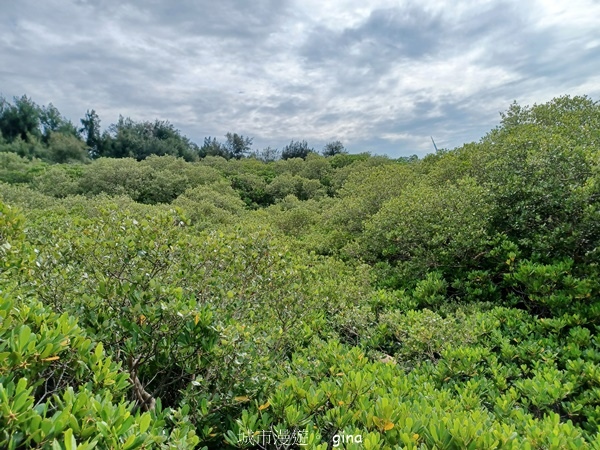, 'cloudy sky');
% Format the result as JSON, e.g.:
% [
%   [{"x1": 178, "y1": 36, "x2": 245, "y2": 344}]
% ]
[{"x1": 1, "y1": 0, "x2": 599, "y2": 157}]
